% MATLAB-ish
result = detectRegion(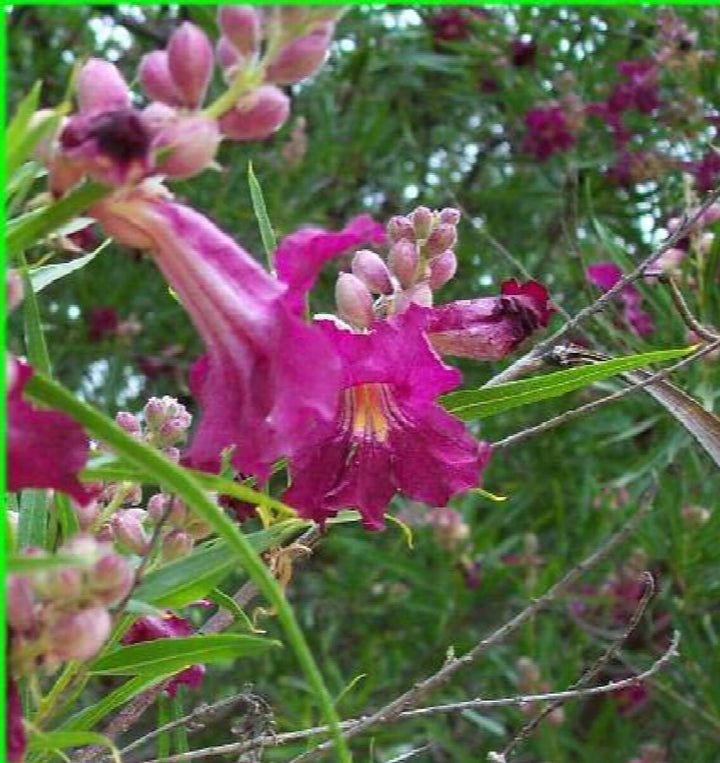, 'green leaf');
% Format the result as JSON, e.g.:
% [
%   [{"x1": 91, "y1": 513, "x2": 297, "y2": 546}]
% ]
[
  {"x1": 90, "y1": 634, "x2": 279, "y2": 676},
  {"x1": 27, "y1": 731, "x2": 121, "y2": 763},
  {"x1": 8, "y1": 554, "x2": 84, "y2": 573},
  {"x1": 7, "y1": 110, "x2": 61, "y2": 180},
  {"x1": 248, "y1": 161, "x2": 277, "y2": 267},
  {"x1": 17, "y1": 489, "x2": 49, "y2": 551},
  {"x1": 206, "y1": 587, "x2": 262, "y2": 633},
  {"x1": 6, "y1": 180, "x2": 109, "y2": 256},
  {"x1": 134, "y1": 521, "x2": 307, "y2": 607},
  {"x1": 29, "y1": 239, "x2": 111, "y2": 293},
  {"x1": 442, "y1": 346, "x2": 695, "y2": 420},
  {"x1": 6, "y1": 81, "x2": 42, "y2": 172},
  {"x1": 18, "y1": 248, "x2": 52, "y2": 375}
]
